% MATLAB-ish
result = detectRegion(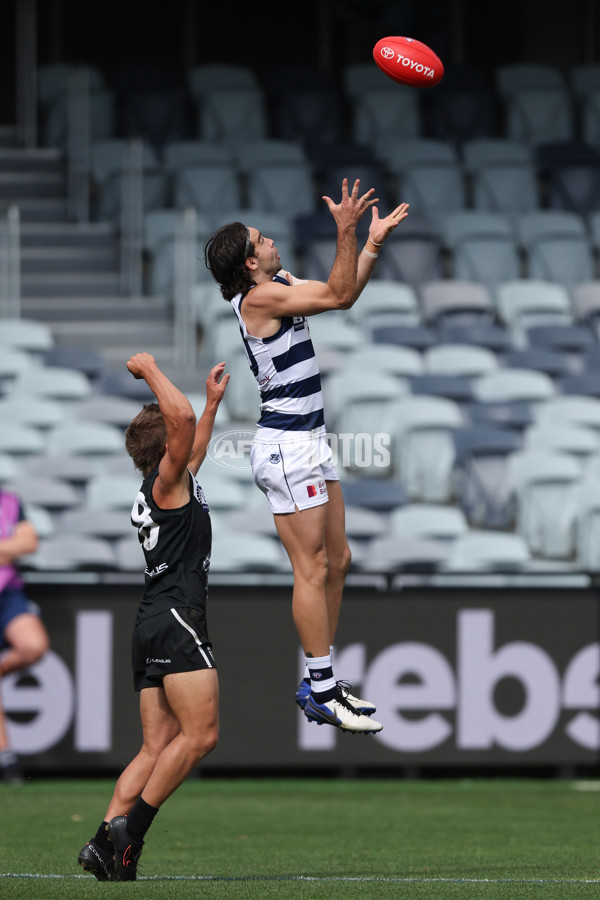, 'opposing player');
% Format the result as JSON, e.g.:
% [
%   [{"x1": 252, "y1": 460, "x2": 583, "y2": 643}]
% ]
[
  {"x1": 78, "y1": 353, "x2": 228, "y2": 881},
  {"x1": 204, "y1": 179, "x2": 408, "y2": 735}
]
